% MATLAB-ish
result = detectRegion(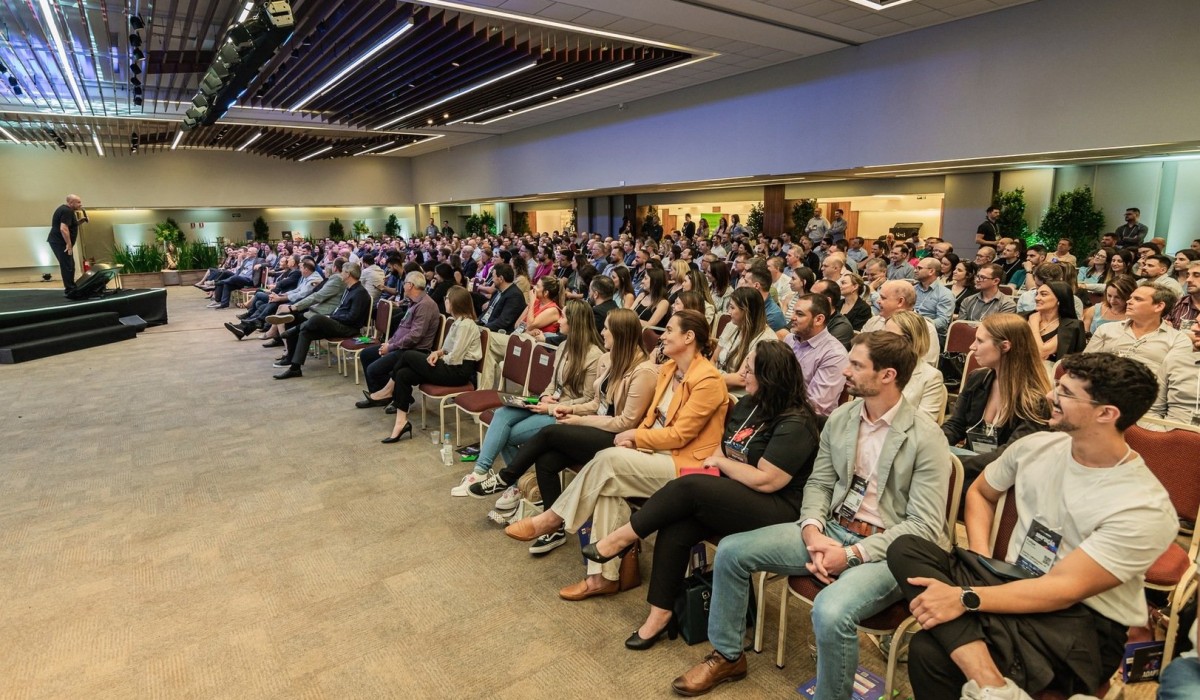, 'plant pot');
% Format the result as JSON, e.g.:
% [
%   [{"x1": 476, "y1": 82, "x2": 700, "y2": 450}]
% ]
[
  {"x1": 120, "y1": 271, "x2": 165, "y2": 289},
  {"x1": 161, "y1": 270, "x2": 181, "y2": 286},
  {"x1": 177, "y1": 270, "x2": 206, "y2": 285}
]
